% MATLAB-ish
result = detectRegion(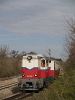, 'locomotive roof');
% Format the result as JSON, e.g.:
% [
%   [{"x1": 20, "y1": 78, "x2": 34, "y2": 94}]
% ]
[{"x1": 23, "y1": 54, "x2": 44, "y2": 59}]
